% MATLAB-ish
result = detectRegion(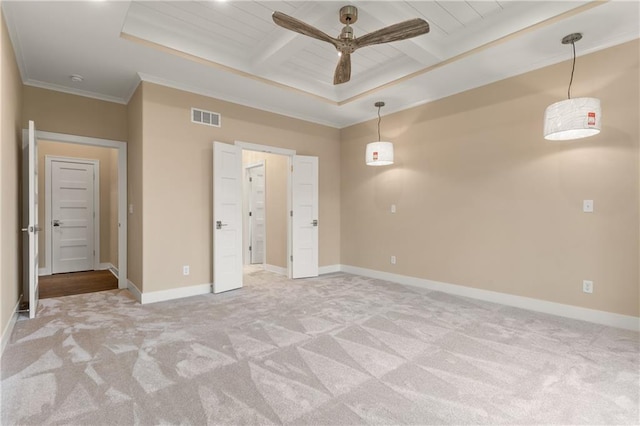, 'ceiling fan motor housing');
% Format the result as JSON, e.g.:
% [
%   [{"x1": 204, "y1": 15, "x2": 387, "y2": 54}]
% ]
[{"x1": 339, "y1": 5, "x2": 358, "y2": 24}]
